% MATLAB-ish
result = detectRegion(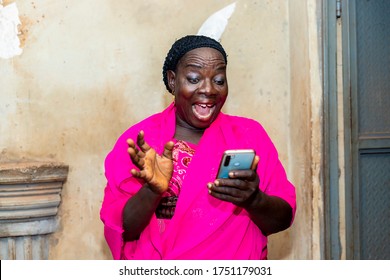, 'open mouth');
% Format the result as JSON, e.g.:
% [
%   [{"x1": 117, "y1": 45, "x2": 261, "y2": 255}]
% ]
[{"x1": 192, "y1": 103, "x2": 216, "y2": 121}]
